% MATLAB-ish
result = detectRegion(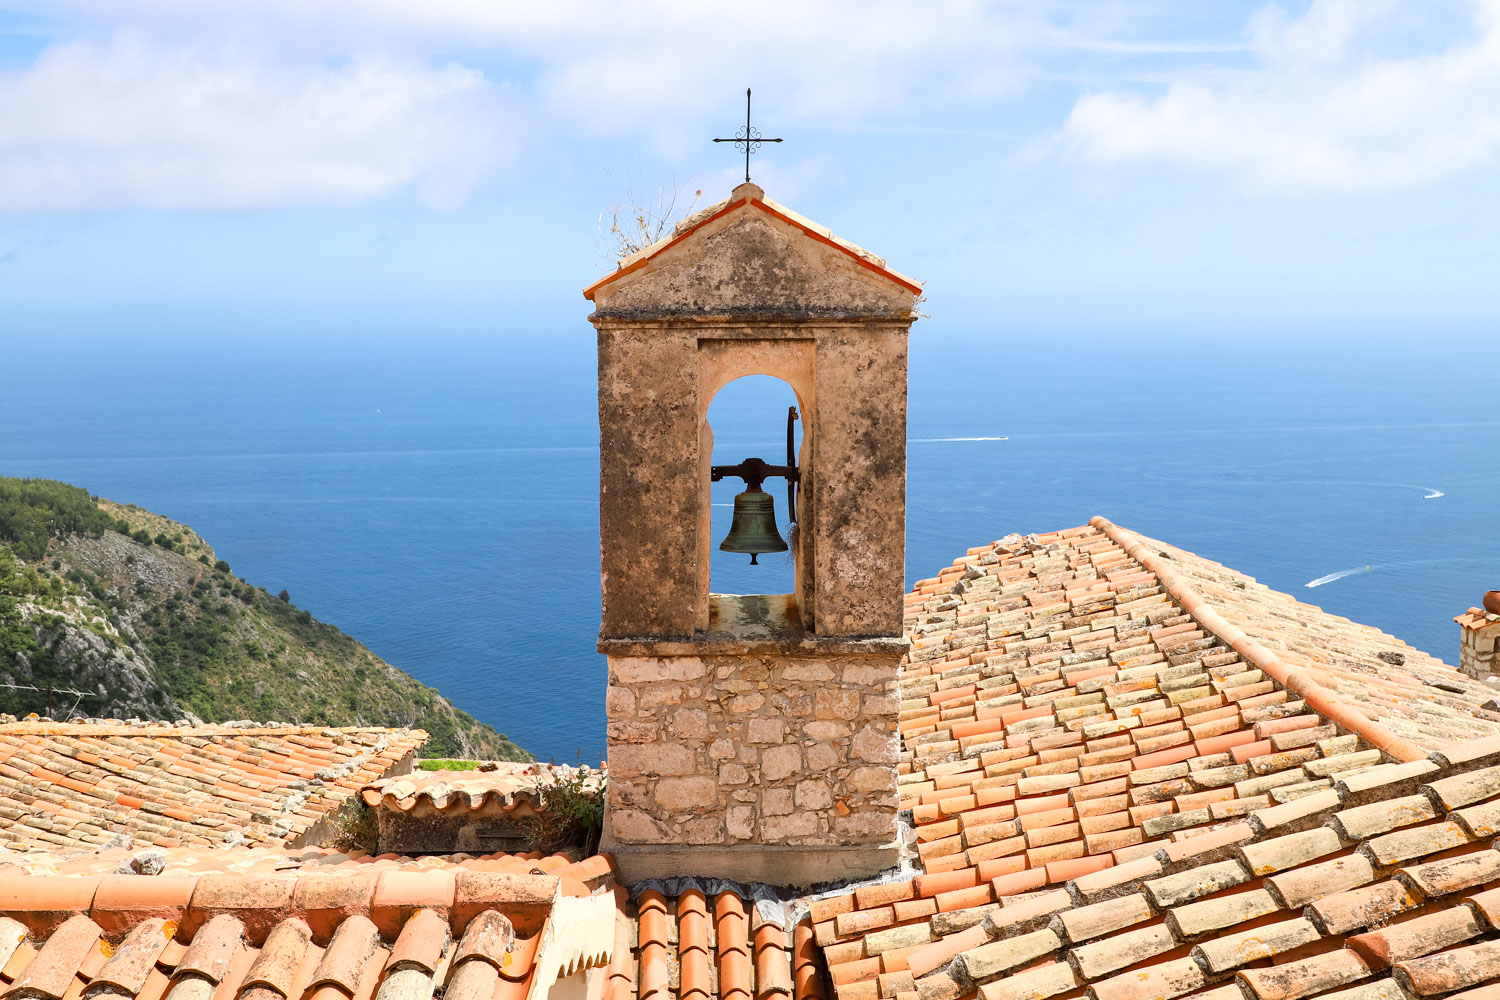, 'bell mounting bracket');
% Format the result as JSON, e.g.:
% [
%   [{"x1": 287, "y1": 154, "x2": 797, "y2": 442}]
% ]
[{"x1": 710, "y1": 406, "x2": 800, "y2": 522}]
